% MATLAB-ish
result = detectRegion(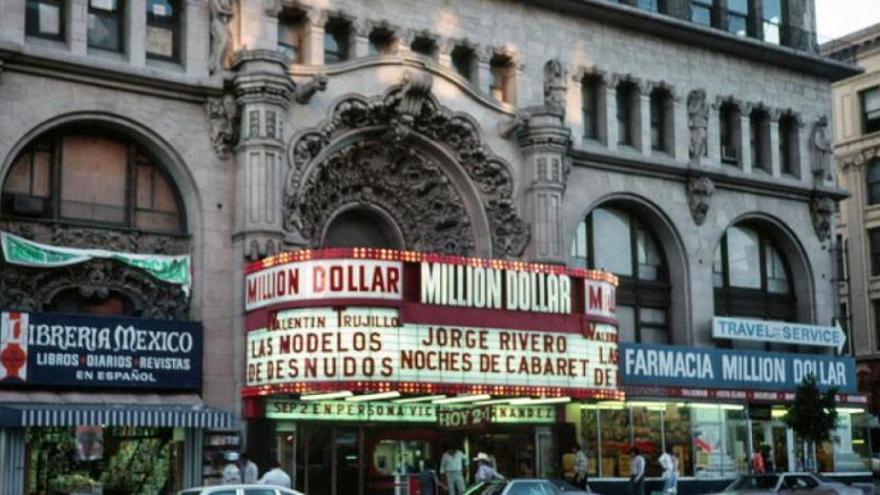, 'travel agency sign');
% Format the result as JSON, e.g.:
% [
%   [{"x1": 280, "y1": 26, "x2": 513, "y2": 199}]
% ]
[{"x1": 242, "y1": 248, "x2": 621, "y2": 399}]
